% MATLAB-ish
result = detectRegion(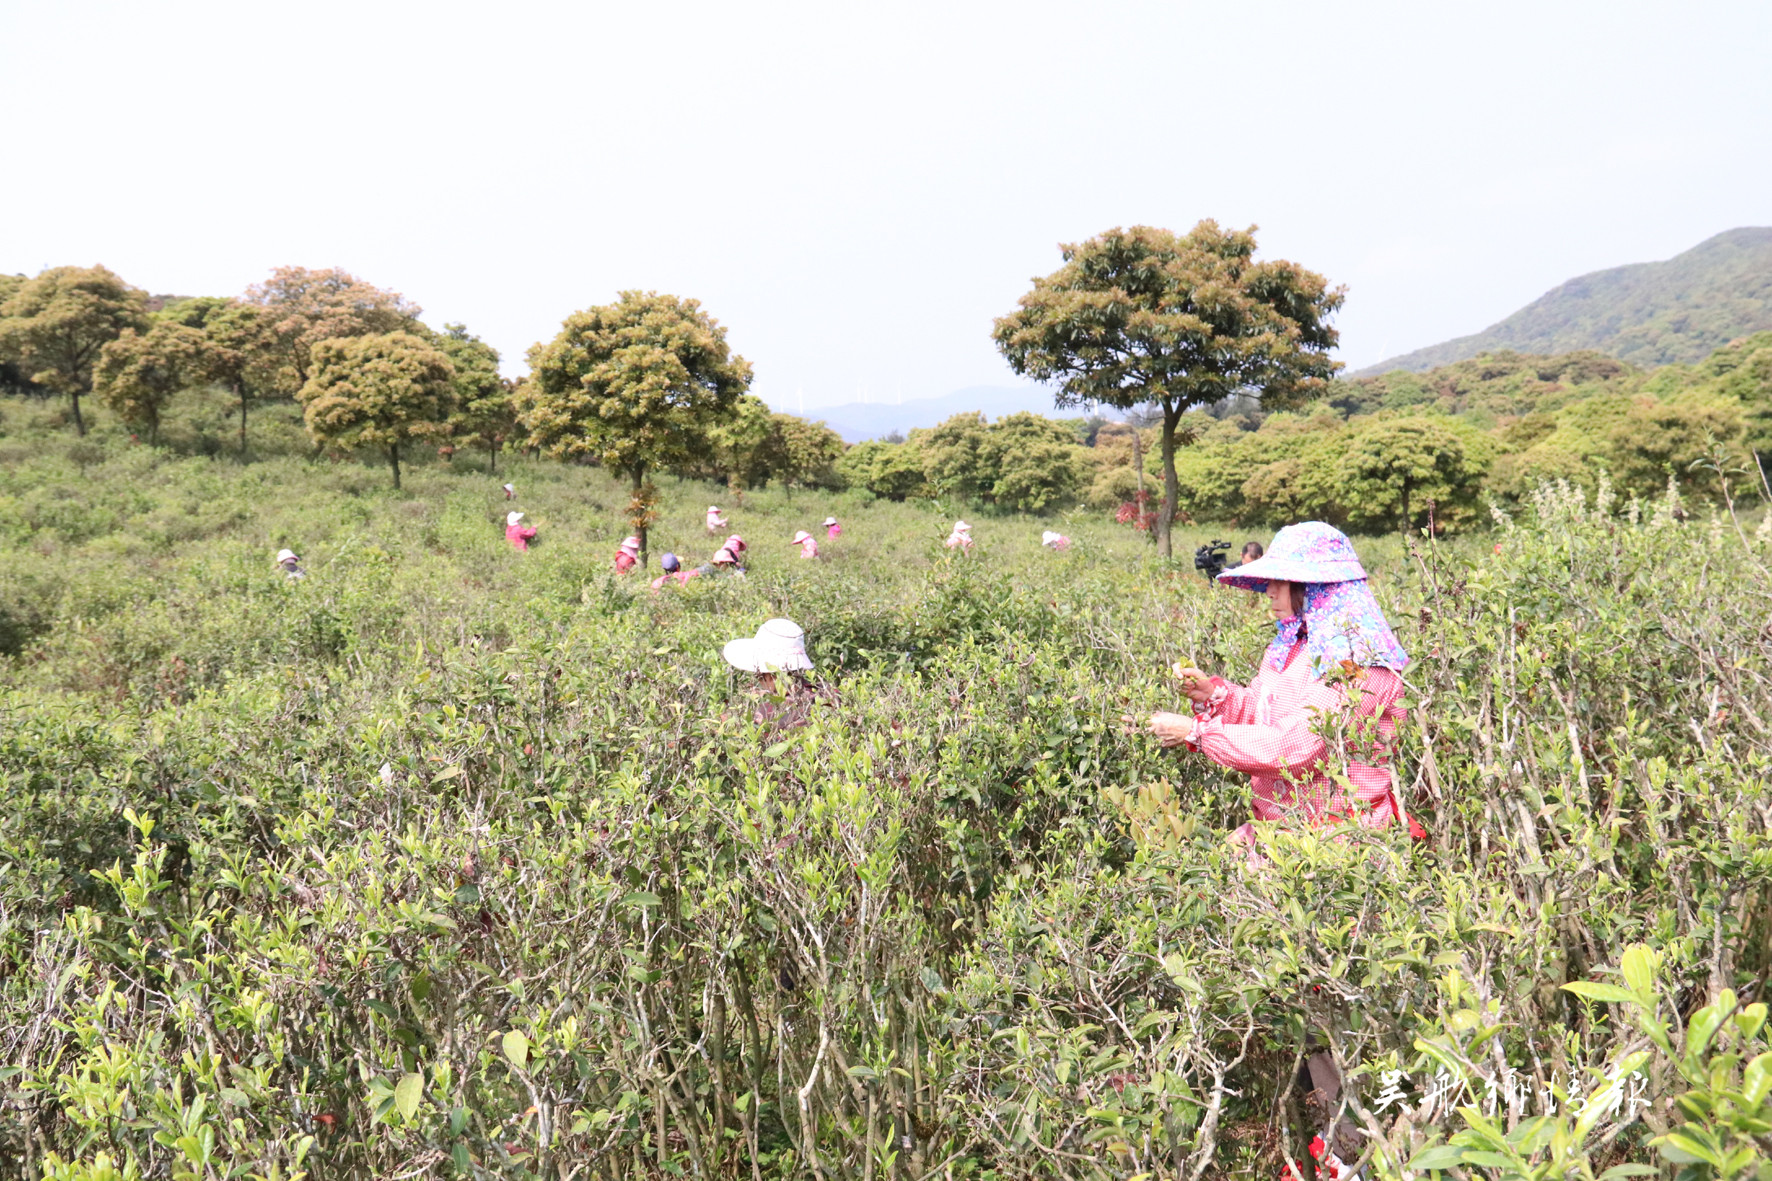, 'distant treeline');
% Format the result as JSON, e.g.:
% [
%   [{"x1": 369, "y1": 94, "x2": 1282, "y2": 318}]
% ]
[{"x1": 4, "y1": 264, "x2": 1768, "y2": 532}]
